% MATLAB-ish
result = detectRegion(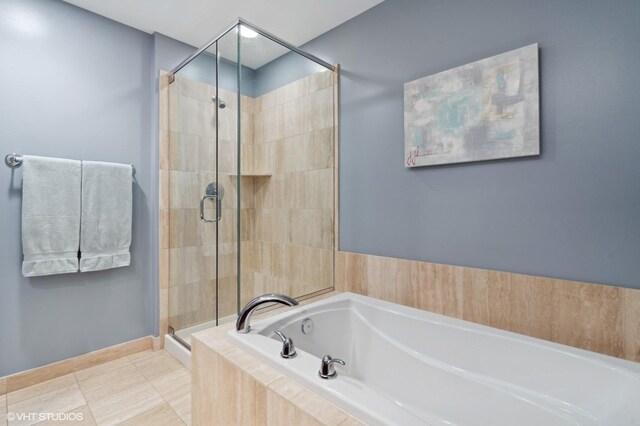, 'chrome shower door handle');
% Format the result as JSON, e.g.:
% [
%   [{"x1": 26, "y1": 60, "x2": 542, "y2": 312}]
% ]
[
  {"x1": 200, "y1": 194, "x2": 218, "y2": 223},
  {"x1": 216, "y1": 193, "x2": 222, "y2": 221}
]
